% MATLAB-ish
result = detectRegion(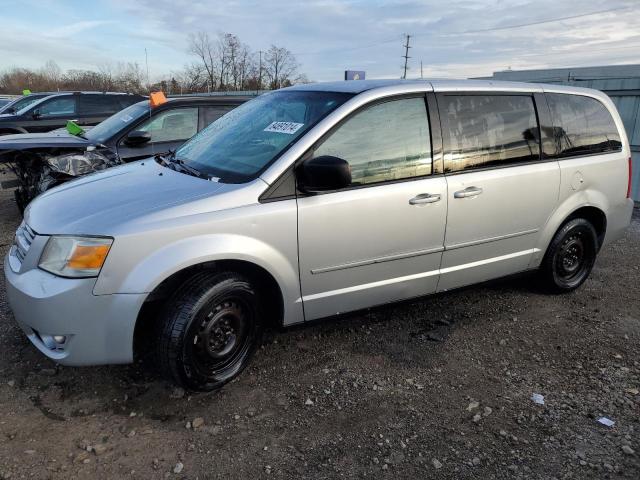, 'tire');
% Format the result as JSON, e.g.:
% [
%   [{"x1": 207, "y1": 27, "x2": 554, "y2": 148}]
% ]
[
  {"x1": 539, "y1": 218, "x2": 598, "y2": 293},
  {"x1": 156, "y1": 271, "x2": 263, "y2": 391}
]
